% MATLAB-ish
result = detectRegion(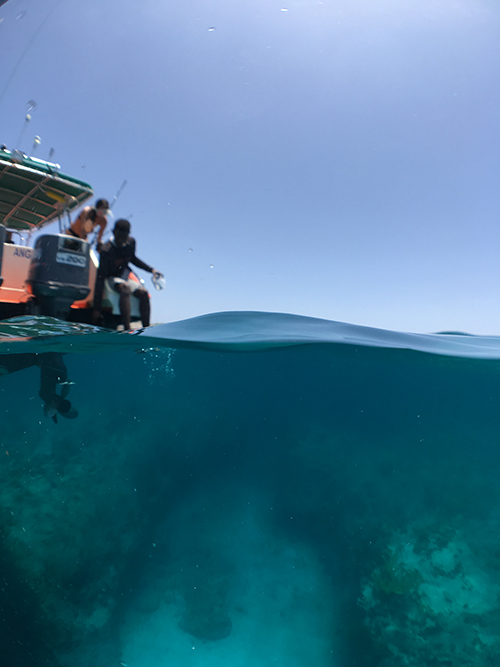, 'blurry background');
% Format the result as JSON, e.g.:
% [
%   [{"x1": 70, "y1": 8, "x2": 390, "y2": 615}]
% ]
[{"x1": 0, "y1": 0, "x2": 499, "y2": 333}]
